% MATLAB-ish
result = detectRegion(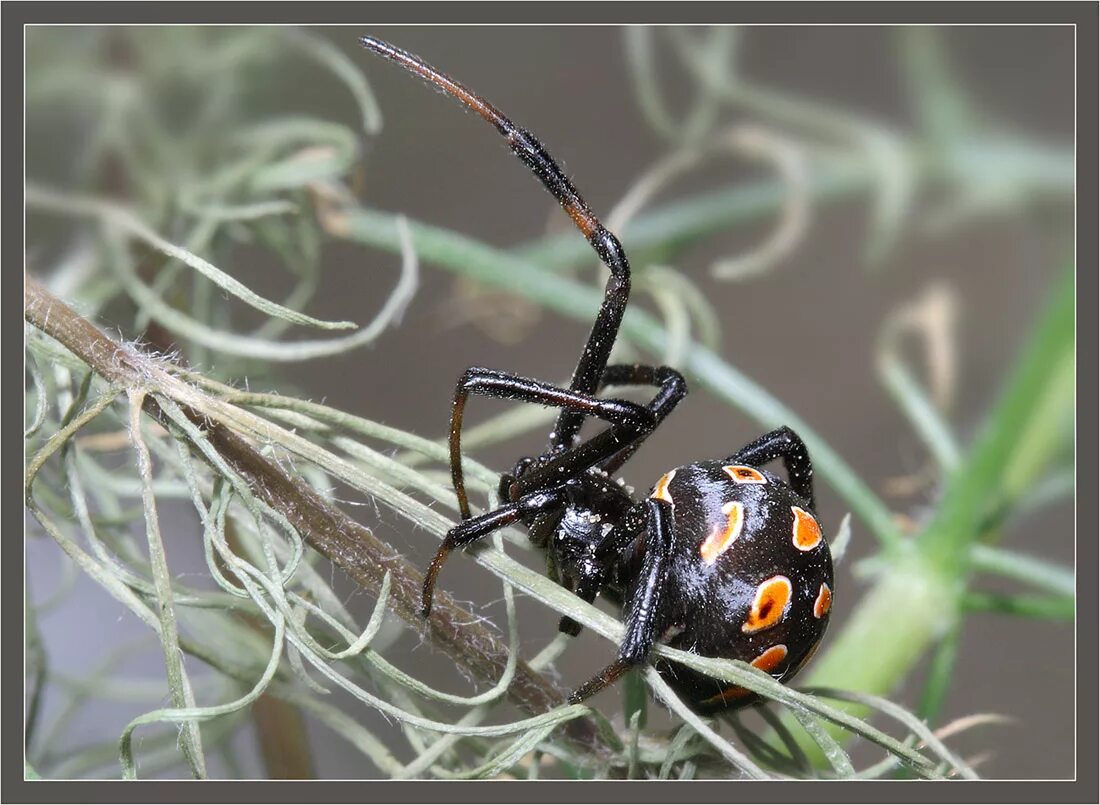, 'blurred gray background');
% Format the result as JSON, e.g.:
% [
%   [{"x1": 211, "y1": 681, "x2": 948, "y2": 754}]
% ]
[{"x1": 26, "y1": 25, "x2": 1075, "y2": 779}]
